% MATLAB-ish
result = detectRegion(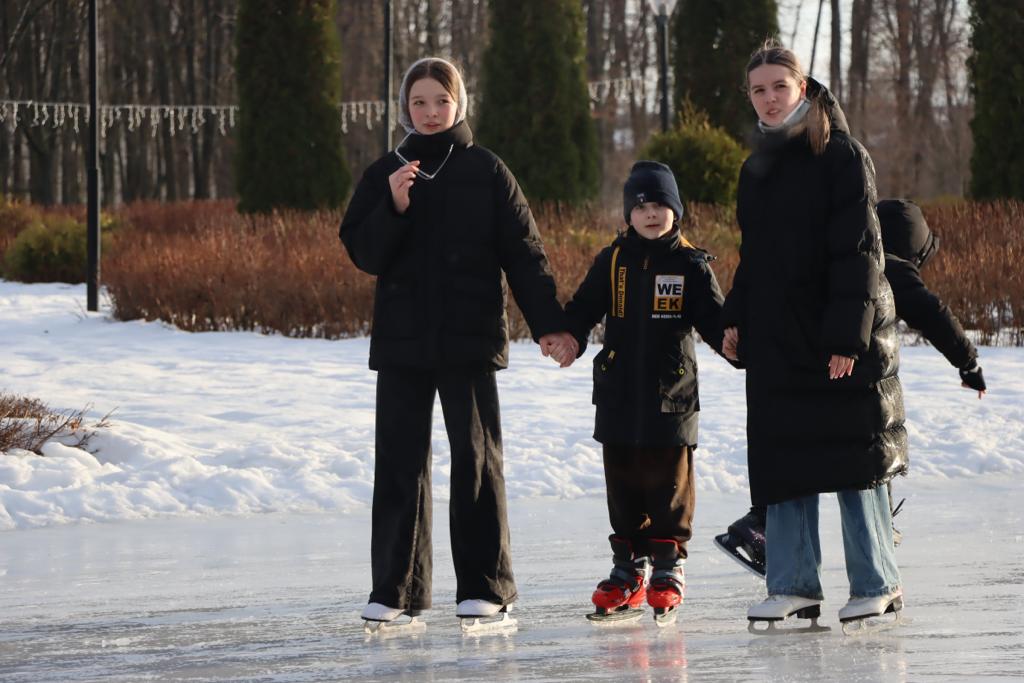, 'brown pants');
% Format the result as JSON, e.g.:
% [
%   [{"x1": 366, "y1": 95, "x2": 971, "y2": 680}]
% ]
[{"x1": 602, "y1": 444, "x2": 695, "y2": 558}]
